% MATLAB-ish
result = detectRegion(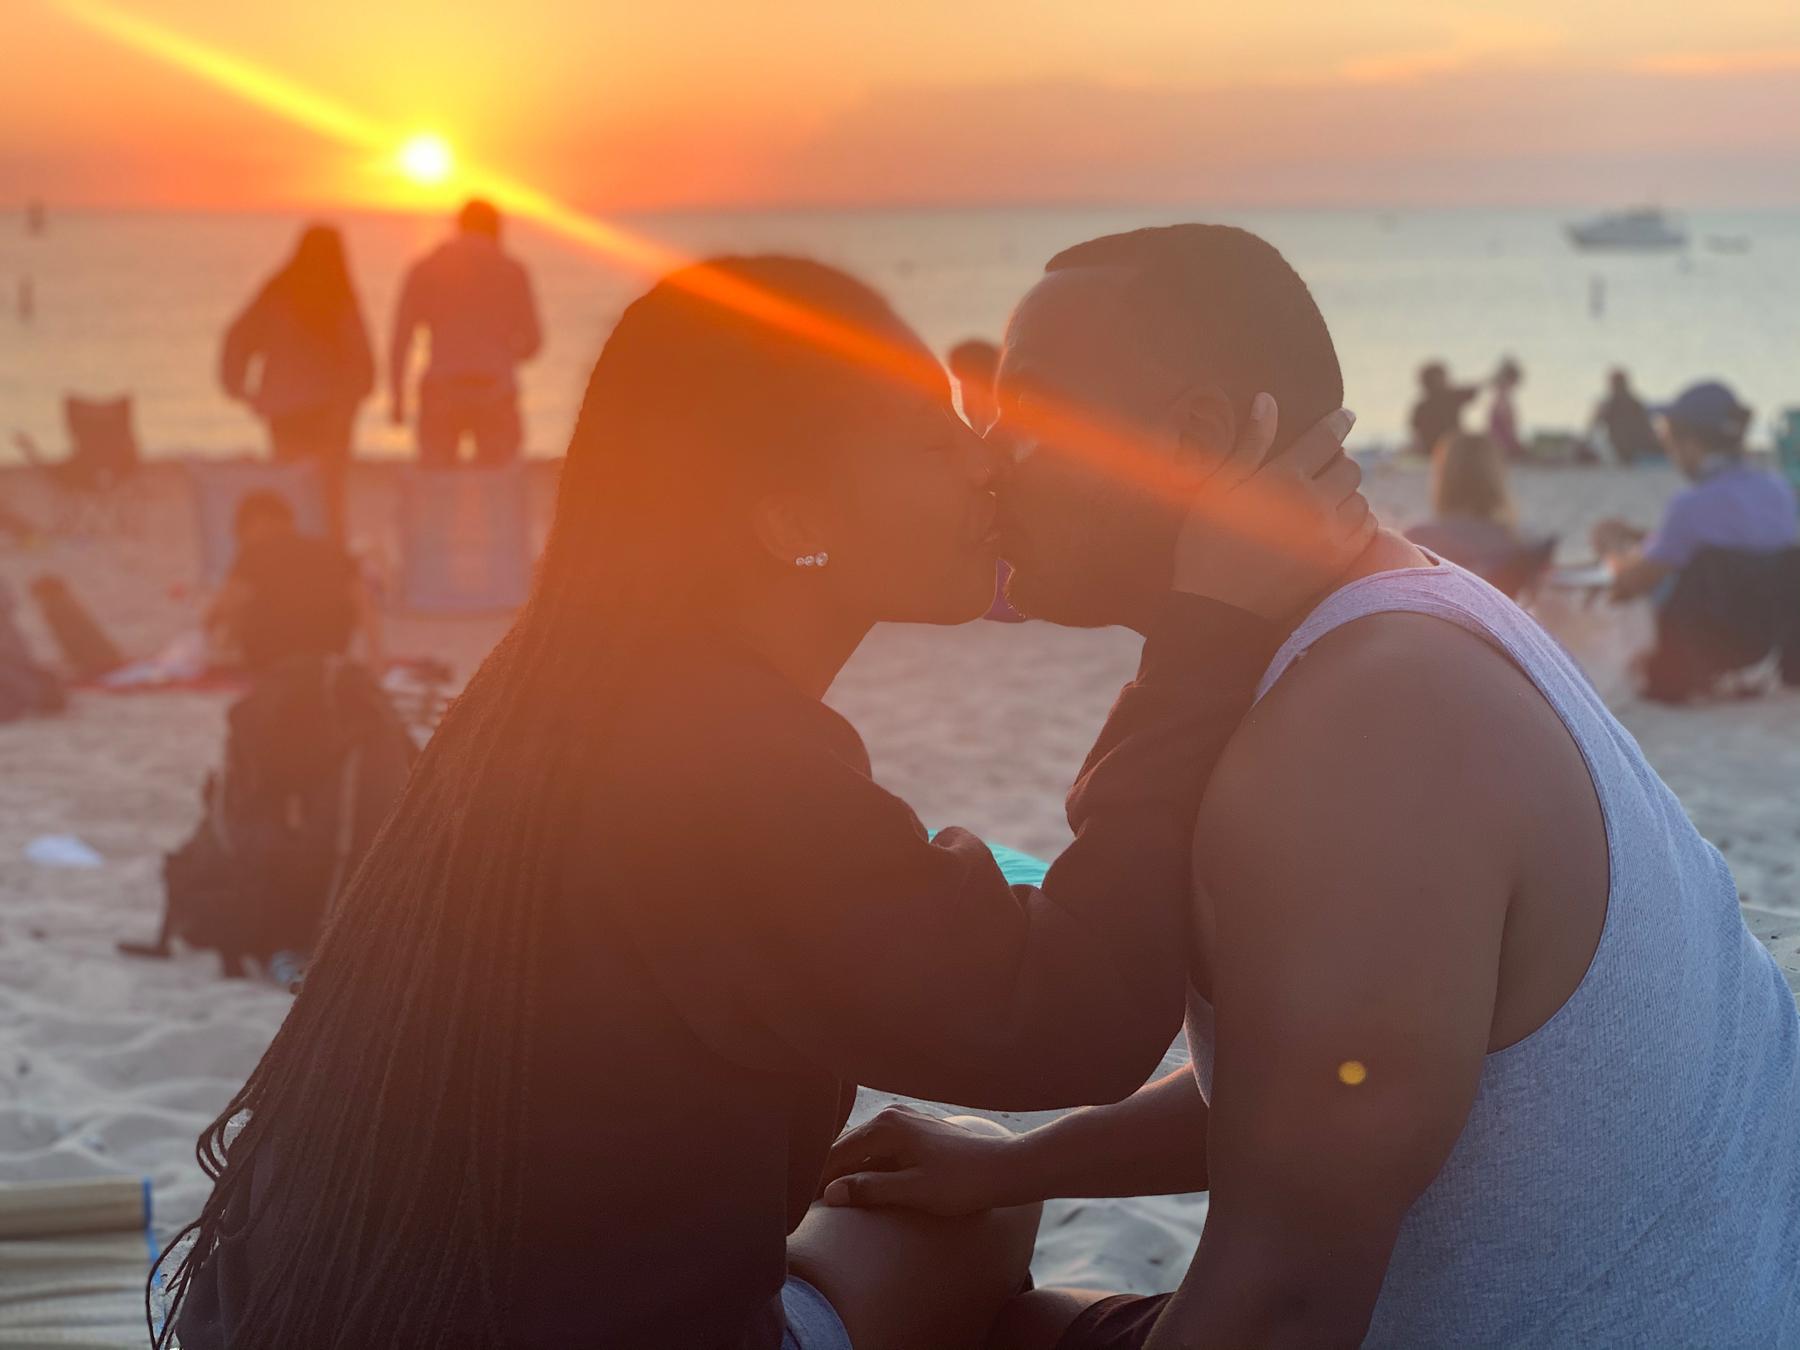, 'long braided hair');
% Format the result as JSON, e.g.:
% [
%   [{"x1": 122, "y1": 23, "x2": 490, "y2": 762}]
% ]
[{"x1": 154, "y1": 257, "x2": 913, "y2": 1349}]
